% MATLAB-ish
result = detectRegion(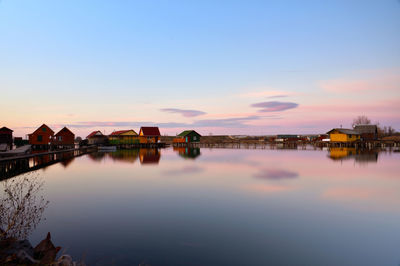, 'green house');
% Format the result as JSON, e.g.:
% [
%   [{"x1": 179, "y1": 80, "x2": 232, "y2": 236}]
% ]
[{"x1": 177, "y1": 130, "x2": 201, "y2": 143}]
